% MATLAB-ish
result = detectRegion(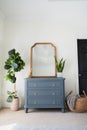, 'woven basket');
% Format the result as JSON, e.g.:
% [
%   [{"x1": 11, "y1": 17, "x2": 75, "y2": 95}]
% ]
[
  {"x1": 74, "y1": 96, "x2": 87, "y2": 113},
  {"x1": 66, "y1": 91, "x2": 87, "y2": 113}
]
